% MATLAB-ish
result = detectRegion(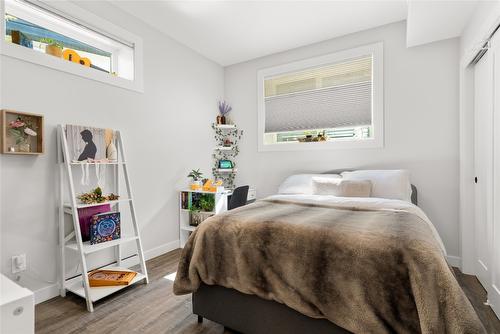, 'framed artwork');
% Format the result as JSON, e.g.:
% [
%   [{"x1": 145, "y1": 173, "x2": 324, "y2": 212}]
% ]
[
  {"x1": 218, "y1": 159, "x2": 233, "y2": 169},
  {"x1": 65, "y1": 124, "x2": 114, "y2": 162},
  {"x1": 90, "y1": 211, "x2": 121, "y2": 245},
  {"x1": 1, "y1": 110, "x2": 44, "y2": 155}
]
